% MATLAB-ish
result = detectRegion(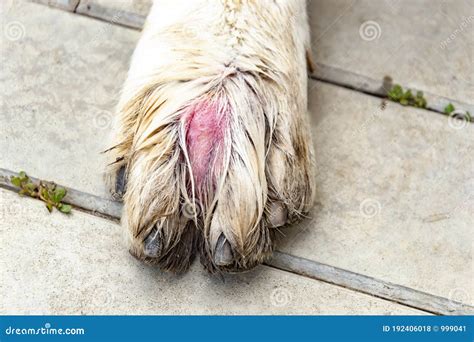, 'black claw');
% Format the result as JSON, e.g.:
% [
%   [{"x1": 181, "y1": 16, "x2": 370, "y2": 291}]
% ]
[
  {"x1": 115, "y1": 166, "x2": 127, "y2": 198},
  {"x1": 144, "y1": 228, "x2": 161, "y2": 258},
  {"x1": 214, "y1": 233, "x2": 233, "y2": 266}
]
